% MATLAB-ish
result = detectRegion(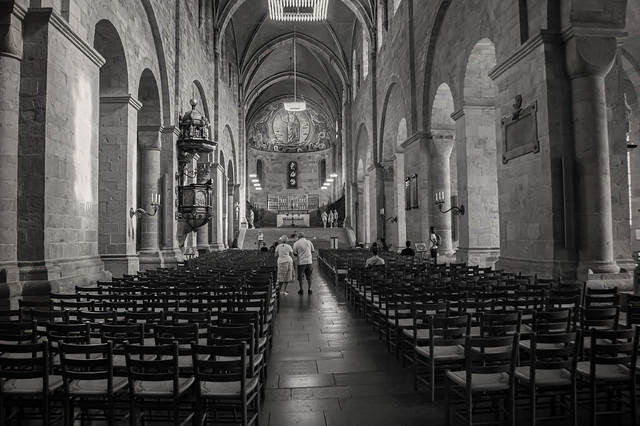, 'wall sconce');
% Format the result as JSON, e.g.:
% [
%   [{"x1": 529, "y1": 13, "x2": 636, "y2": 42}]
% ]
[
  {"x1": 385, "y1": 216, "x2": 398, "y2": 223},
  {"x1": 130, "y1": 193, "x2": 161, "y2": 218},
  {"x1": 435, "y1": 191, "x2": 465, "y2": 215}
]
